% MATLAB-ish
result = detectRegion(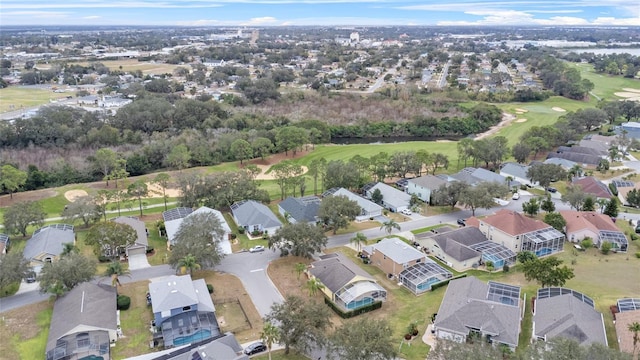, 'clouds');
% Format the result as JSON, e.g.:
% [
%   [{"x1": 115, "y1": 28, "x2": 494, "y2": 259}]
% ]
[{"x1": 0, "y1": 0, "x2": 638, "y2": 26}]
